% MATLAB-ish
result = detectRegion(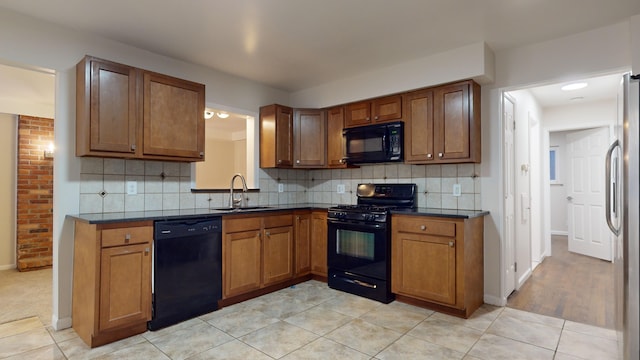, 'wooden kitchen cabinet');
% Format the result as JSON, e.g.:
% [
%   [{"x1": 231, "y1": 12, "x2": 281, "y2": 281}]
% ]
[
  {"x1": 260, "y1": 104, "x2": 294, "y2": 168},
  {"x1": 294, "y1": 211, "x2": 312, "y2": 276},
  {"x1": 344, "y1": 94, "x2": 402, "y2": 128},
  {"x1": 76, "y1": 55, "x2": 205, "y2": 162},
  {"x1": 310, "y1": 210, "x2": 328, "y2": 277},
  {"x1": 222, "y1": 213, "x2": 293, "y2": 299},
  {"x1": 404, "y1": 80, "x2": 481, "y2": 164},
  {"x1": 72, "y1": 220, "x2": 152, "y2": 347},
  {"x1": 326, "y1": 106, "x2": 348, "y2": 168},
  {"x1": 391, "y1": 214, "x2": 484, "y2": 318},
  {"x1": 293, "y1": 109, "x2": 327, "y2": 167}
]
